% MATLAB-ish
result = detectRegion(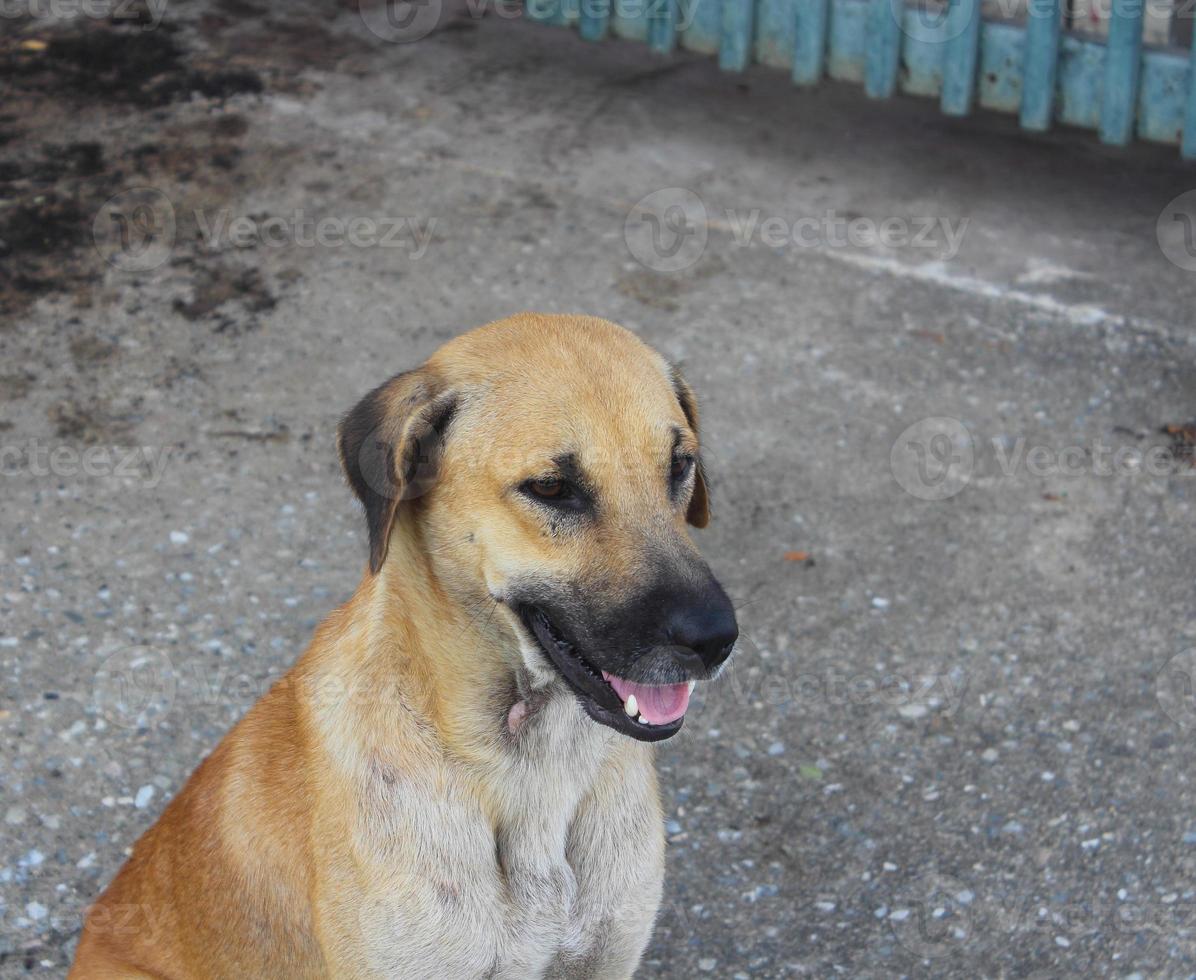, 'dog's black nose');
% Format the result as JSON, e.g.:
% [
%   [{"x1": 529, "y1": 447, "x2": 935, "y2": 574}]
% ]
[{"x1": 663, "y1": 587, "x2": 738, "y2": 672}]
